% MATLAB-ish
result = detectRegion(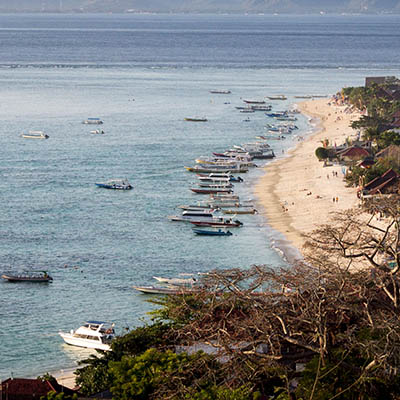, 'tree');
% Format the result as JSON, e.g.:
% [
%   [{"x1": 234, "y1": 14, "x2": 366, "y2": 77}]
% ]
[{"x1": 315, "y1": 147, "x2": 329, "y2": 161}]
